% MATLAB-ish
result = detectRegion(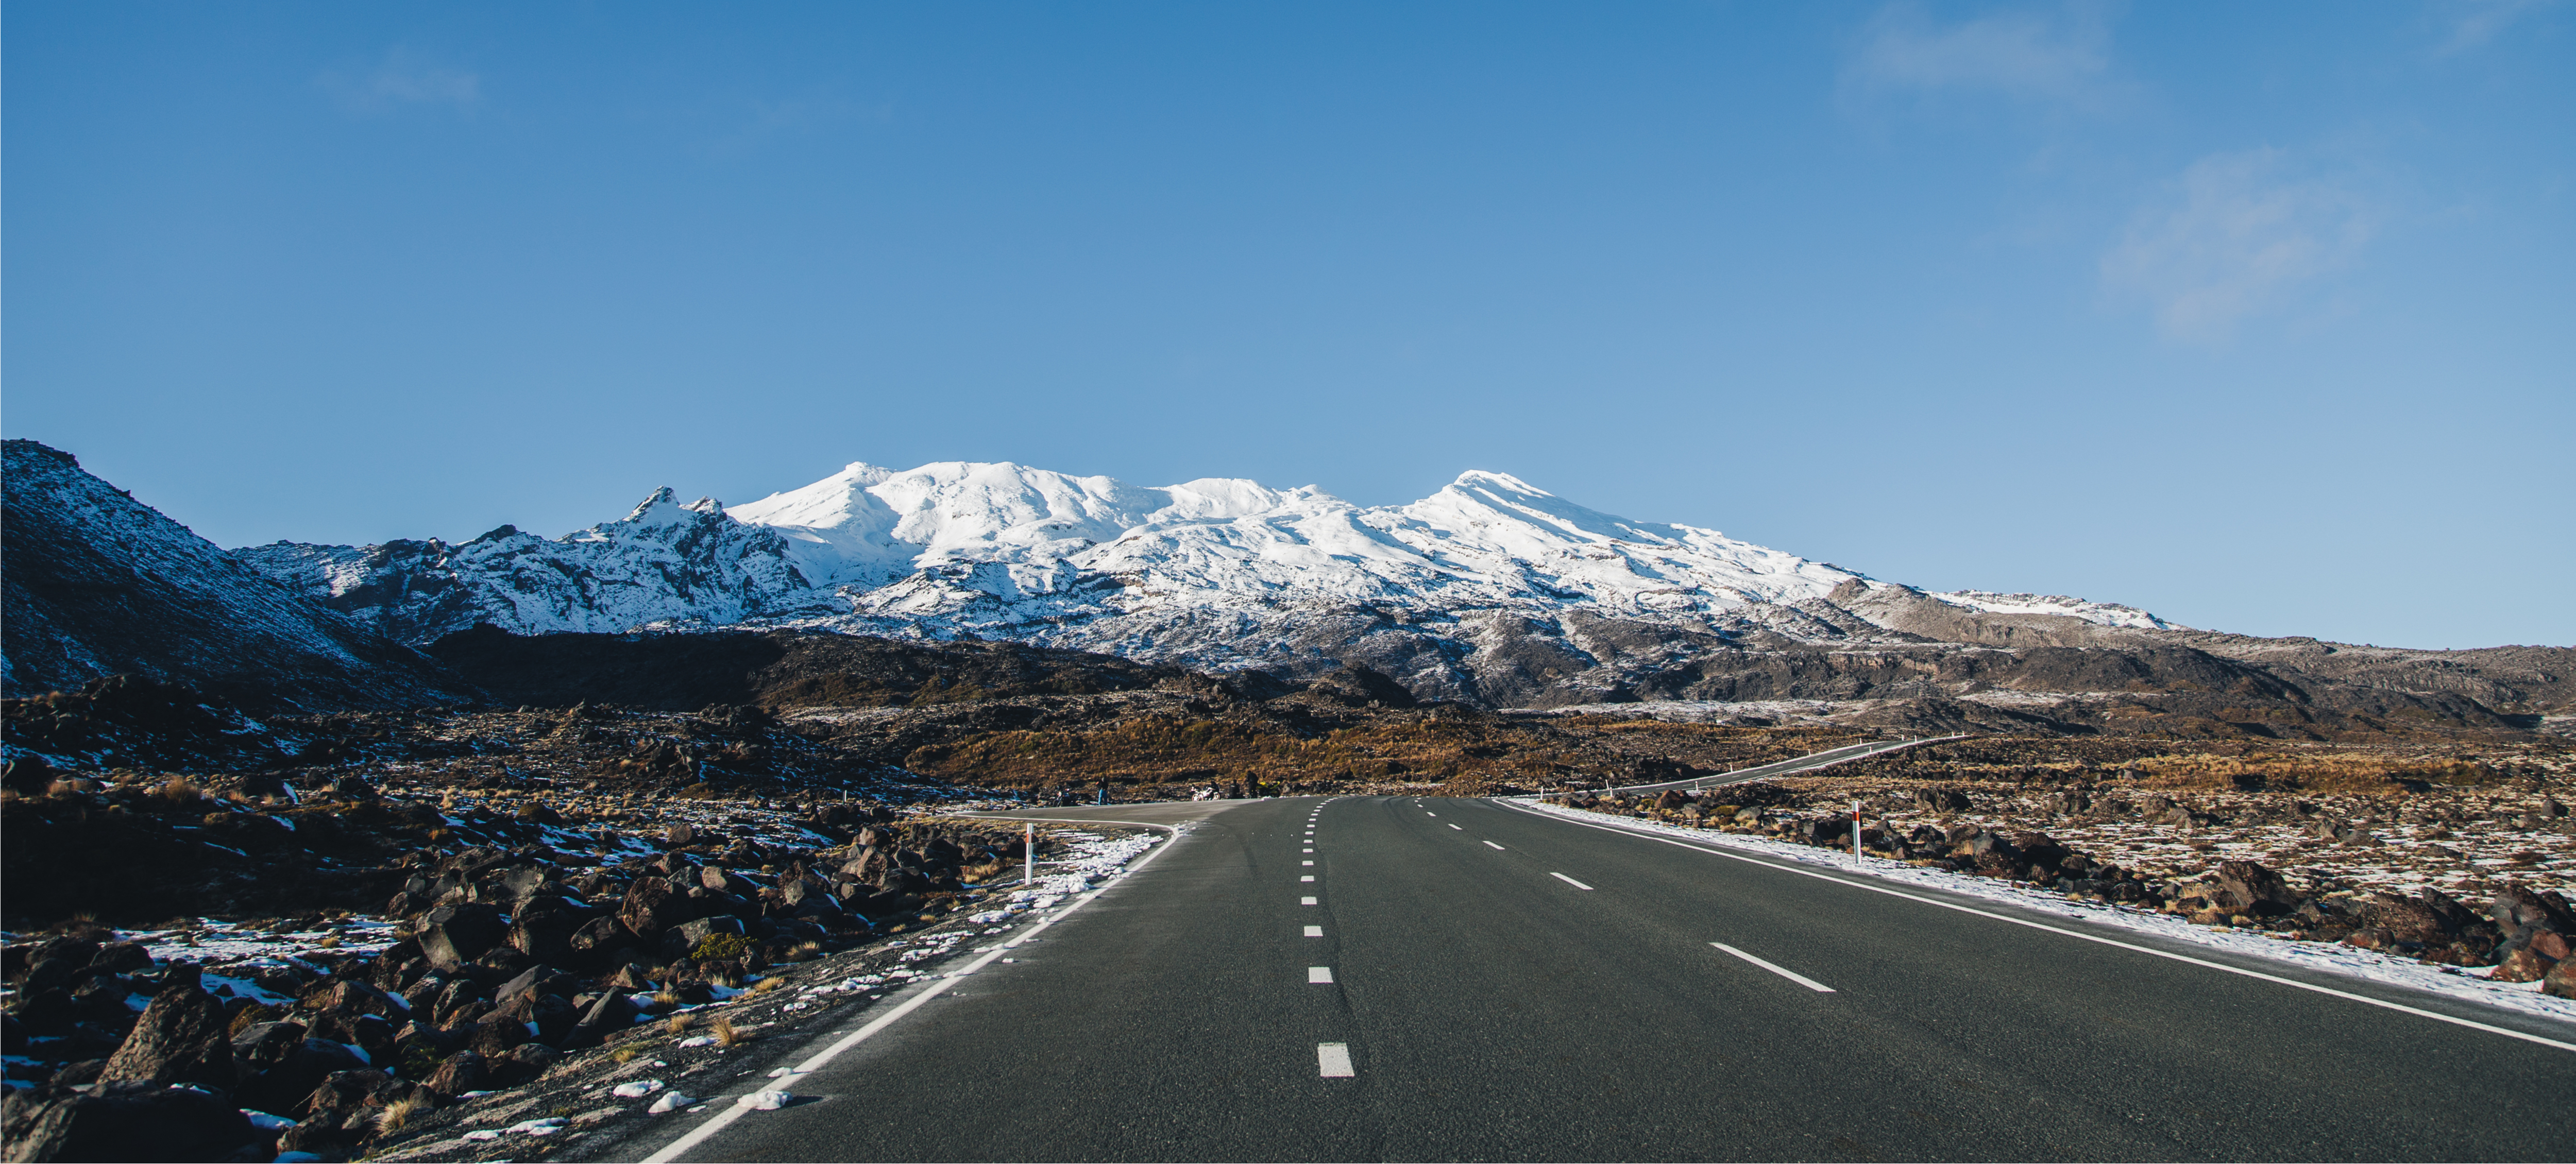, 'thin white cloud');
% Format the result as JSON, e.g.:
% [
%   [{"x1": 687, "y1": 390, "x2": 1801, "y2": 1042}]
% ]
[
  {"x1": 2434, "y1": 0, "x2": 2561, "y2": 51},
  {"x1": 1846, "y1": 1, "x2": 2119, "y2": 105},
  {"x1": 2101, "y1": 148, "x2": 2380, "y2": 344},
  {"x1": 320, "y1": 50, "x2": 482, "y2": 114}
]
